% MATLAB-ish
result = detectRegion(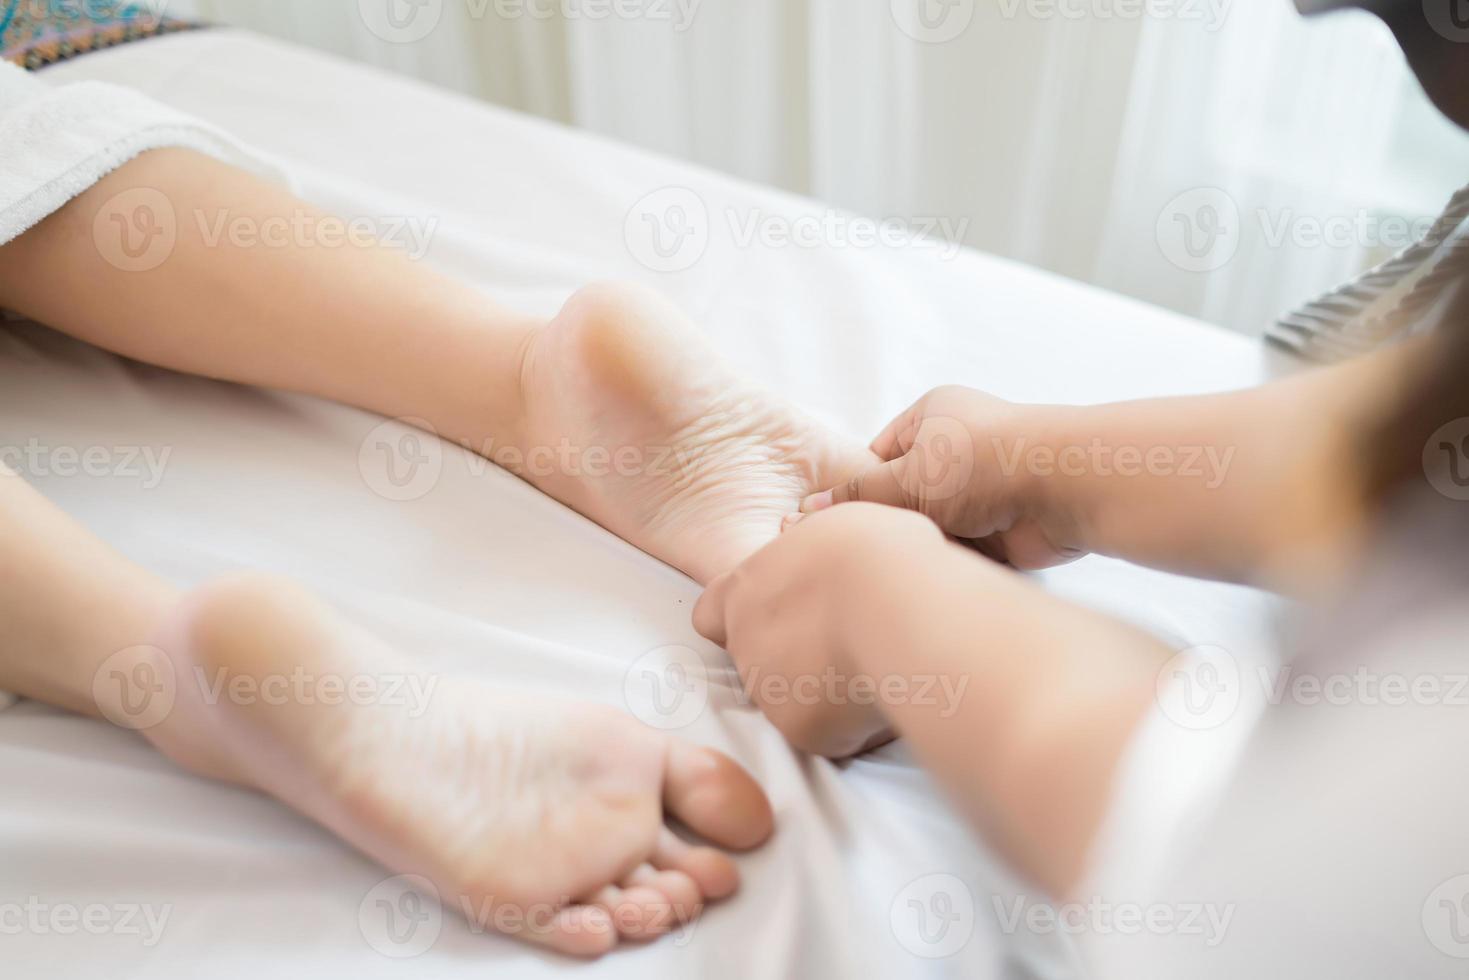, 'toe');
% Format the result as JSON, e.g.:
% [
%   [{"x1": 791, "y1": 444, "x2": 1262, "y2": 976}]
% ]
[
  {"x1": 651, "y1": 826, "x2": 740, "y2": 901},
  {"x1": 536, "y1": 905, "x2": 619, "y2": 958},
  {"x1": 663, "y1": 741, "x2": 774, "y2": 852},
  {"x1": 586, "y1": 882, "x2": 675, "y2": 941},
  {"x1": 624, "y1": 863, "x2": 703, "y2": 924}
]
